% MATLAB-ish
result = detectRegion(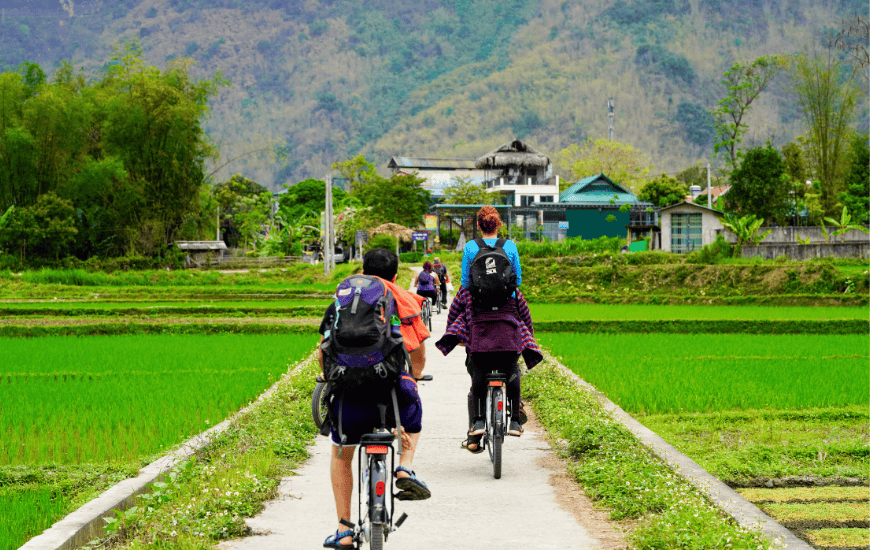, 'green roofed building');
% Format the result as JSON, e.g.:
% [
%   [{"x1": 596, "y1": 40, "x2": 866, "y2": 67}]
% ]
[{"x1": 558, "y1": 174, "x2": 655, "y2": 240}]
